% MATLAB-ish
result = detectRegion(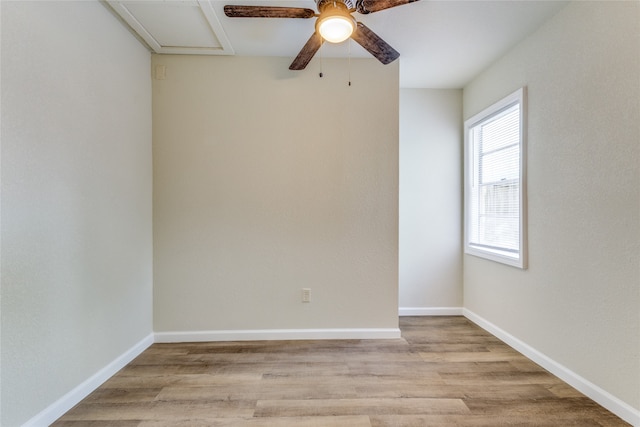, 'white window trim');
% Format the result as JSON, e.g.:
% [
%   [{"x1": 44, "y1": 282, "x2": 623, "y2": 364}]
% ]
[{"x1": 464, "y1": 87, "x2": 528, "y2": 269}]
